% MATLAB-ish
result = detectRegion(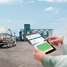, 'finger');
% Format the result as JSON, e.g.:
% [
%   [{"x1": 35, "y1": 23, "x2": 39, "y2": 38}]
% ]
[
  {"x1": 50, "y1": 39, "x2": 58, "y2": 44},
  {"x1": 32, "y1": 47, "x2": 36, "y2": 51},
  {"x1": 44, "y1": 36, "x2": 54, "y2": 41},
  {"x1": 33, "y1": 51, "x2": 38, "y2": 58},
  {"x1": 50, "y1": 40, "x2": 58, "y2": 46},
  {"x1": 33, "y1": 52, "x2": 36, "y2": 59},
  {"x1": 44, "y1": 37, "x2": 50, "y2": 41},
  {"x1": 32, "y1": 47, "x2": 38, "y2": 52}
]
